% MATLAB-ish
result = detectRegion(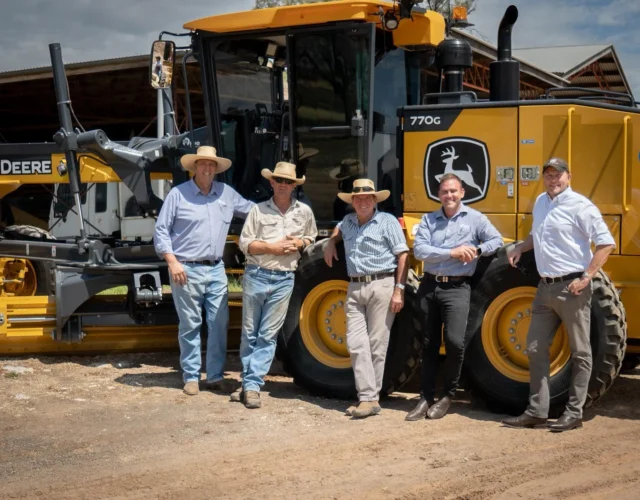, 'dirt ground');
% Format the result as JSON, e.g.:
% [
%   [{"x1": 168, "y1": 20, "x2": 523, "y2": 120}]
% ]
[{"x1": 1, "y1": 352, "x2": 639, "y2": 500}]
